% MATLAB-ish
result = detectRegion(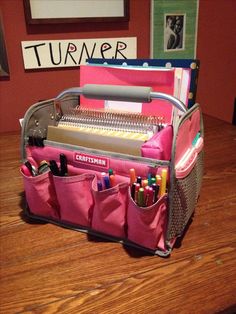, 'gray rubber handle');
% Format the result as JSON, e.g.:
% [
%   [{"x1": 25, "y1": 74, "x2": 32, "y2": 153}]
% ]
[
  {"x1": 56, "y1": 84, "x2": 187, "y2": 113},
  {"x1": 82, "y1": 84, "x2": 152, "y2": 103}
]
